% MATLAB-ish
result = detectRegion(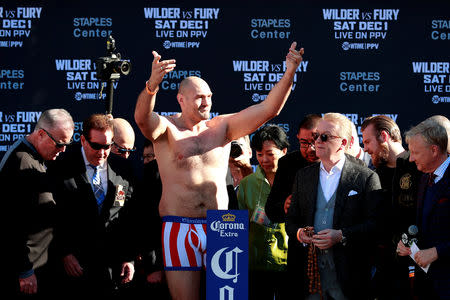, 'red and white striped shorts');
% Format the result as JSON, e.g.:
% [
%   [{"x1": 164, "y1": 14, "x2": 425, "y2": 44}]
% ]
[{"x1": 162, "y1": 216, "x2": 207, "y2": 271}]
